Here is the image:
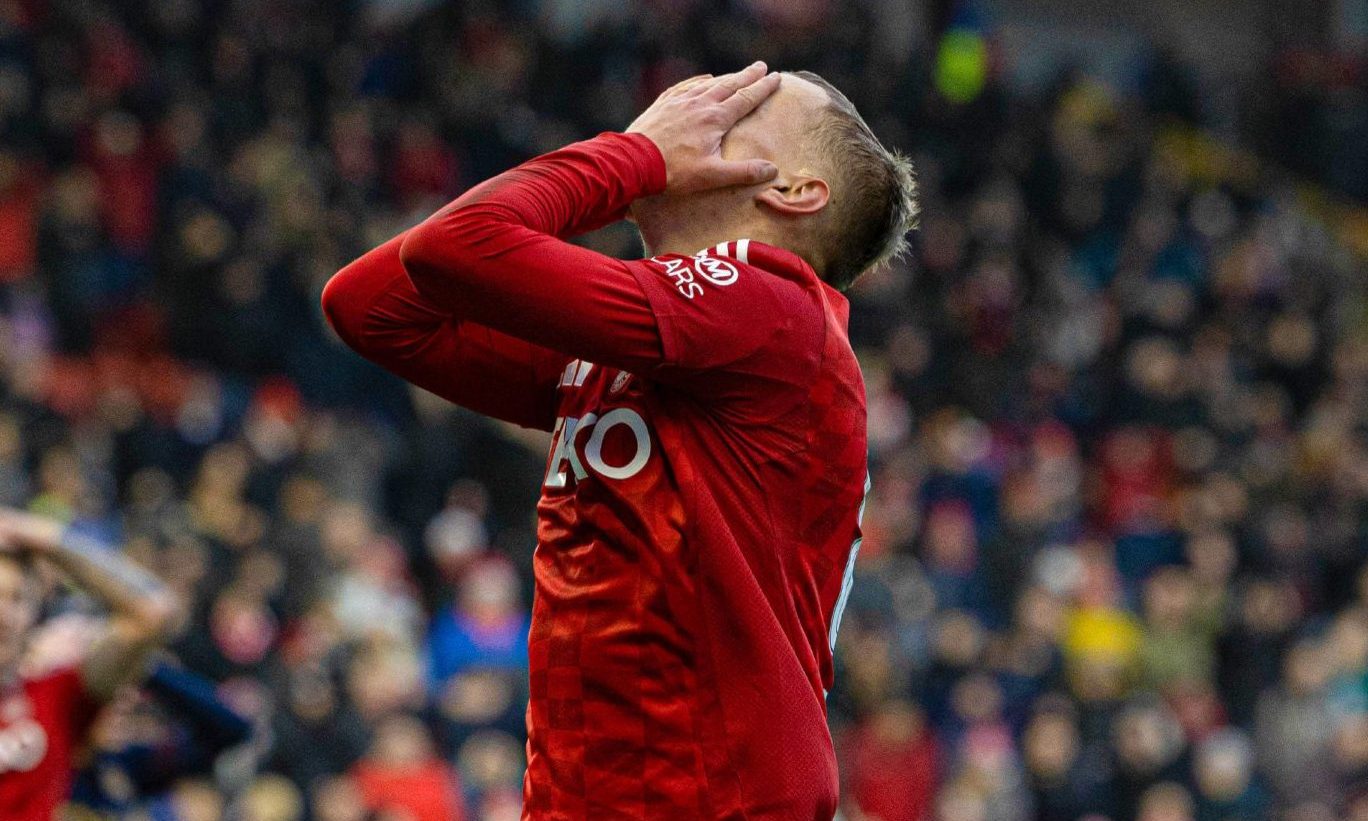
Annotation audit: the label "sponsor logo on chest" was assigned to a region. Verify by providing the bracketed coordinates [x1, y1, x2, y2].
[545, 360, 652, 488]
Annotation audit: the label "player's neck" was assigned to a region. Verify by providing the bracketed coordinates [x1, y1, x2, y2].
[636, 199, 763, 259]
[641, 225, 721, 257]
[643, 222, 760, 260]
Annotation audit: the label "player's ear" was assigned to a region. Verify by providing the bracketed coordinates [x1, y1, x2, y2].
[755, 174, 829, 216]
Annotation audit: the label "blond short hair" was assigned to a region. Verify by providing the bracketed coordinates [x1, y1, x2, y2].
[792, 71, 919, 290]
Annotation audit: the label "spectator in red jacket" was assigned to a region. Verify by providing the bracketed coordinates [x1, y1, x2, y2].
[350, 713, 467, 821]
[843, 699, 939, 821]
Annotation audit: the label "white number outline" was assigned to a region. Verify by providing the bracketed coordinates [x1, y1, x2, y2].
[828, 472, 871, 652]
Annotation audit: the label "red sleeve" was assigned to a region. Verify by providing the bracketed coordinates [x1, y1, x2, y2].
[38, 666, 103, 738]
[322, 233, 570, 431]
[397, 132, 669, 374]
[628, 250, 824, 408]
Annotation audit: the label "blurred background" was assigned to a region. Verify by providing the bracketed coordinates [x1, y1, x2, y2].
[0, 0, 1366, 819]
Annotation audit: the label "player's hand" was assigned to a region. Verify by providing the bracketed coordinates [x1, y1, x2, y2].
[0, 508, 63, 555]
[627, 61, 782, 195]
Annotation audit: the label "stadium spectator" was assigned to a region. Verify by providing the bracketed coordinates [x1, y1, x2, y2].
[0, 509, 180, 819]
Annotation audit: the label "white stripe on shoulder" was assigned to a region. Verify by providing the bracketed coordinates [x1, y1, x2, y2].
[714, 241, 729, 257]
[736, 238, 750, 265]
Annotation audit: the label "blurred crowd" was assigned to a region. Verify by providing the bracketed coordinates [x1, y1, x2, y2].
[0, 1, 1366, 820]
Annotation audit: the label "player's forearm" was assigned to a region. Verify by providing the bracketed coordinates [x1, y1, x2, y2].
[398, 132, 665, 304]
[393, 133, 666, 367]
[44, 529, 178, 637]
[410, 131, 664, 244]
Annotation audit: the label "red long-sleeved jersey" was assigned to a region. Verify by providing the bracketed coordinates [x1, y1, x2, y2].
[323, 132, 868, 820]
[0, 668, 101, 819]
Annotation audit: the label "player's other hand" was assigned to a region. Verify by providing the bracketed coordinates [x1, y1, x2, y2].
[627, 61, 781, 195]
[0, 508, 63, 555]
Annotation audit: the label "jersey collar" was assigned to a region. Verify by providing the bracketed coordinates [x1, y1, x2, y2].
[696, 239, 851, 327]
